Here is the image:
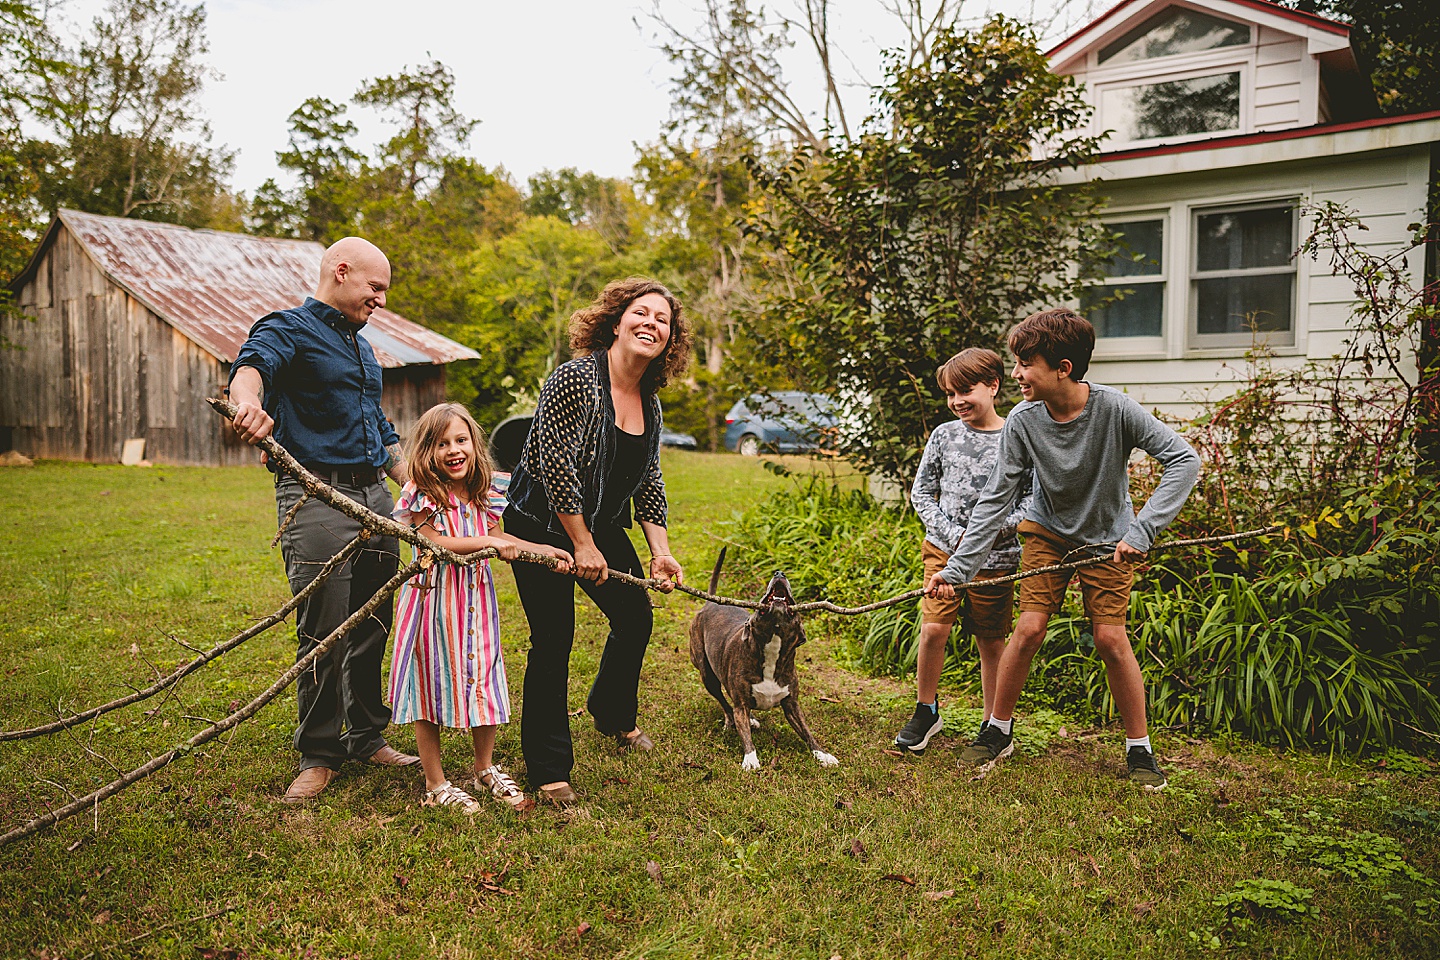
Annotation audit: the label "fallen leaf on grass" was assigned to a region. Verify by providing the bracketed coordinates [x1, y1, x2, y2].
[128, 644, 139, 655]
[881, 749, 905, 758]
[645, 861, 662, 883]
[568, 707, 585, 717]
[393, 873, 409, 889]
[91, 910, 110, 924]
[1134, 901, 1155, 918]
[468, 867, 515, 896]
[576, 921, 592, 936]
[923, 890, 955, 901]
[1212, 791, 1231, 808]
[846, 839, 866, 860]
[818, 695, 840, 703]
[603, 777, 630, 786]
[881, 873, 916, 886]
[834, 797, 852, 810]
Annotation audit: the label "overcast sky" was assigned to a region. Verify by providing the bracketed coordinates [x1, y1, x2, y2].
[58, 0, 1087, 194]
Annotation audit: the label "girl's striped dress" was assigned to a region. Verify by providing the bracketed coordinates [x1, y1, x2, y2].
[388, 481, 511, 727]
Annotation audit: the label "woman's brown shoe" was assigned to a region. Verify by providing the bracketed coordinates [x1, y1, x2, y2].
[615, 728, 654, 751]
[537, 782, 578, 807]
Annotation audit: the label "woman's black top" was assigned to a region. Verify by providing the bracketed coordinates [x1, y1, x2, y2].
[505, 349, 668, 533]
[597, 427, 647, 528]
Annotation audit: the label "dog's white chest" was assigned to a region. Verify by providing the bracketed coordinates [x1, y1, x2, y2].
[750, 636, 790, 710]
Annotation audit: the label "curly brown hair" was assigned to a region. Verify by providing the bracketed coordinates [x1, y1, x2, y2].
[568, 277, 692, 394]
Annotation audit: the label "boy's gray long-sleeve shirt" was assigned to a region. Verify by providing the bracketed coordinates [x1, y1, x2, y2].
[939, 382, 1202, 586]
[911, 420, 1031, 570]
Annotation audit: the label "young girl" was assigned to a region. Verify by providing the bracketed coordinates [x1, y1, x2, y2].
[390, 403, 573, 813]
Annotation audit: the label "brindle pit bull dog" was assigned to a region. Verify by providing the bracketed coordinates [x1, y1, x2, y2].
[689, 549, 839, 771]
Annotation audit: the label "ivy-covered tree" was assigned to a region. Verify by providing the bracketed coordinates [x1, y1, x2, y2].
[747, 17, 1110, 482]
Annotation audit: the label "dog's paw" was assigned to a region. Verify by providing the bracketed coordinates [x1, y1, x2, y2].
[740, 751, 760, 771]
[749, 717, 761, 729]
[812, 749, 839, 767]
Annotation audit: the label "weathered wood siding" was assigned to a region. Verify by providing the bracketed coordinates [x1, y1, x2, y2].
[1, 223, 450, 465]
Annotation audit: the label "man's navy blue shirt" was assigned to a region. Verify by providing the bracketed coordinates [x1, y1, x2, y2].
[230, 297, 400, 469]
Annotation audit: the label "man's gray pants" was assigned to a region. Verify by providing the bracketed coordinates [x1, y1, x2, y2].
[275, 476, 400, 771]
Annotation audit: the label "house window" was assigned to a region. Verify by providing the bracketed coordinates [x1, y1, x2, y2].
[1081, 219, 1165, 339]
[1101, 72, 1240, 142]
[1191, 203, 1297, 347]
[1098, 8, 1250, 64]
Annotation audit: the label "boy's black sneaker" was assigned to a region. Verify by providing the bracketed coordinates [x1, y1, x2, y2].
[959, 721, 1014, 773]
[894, 702, 943, 753]
[1126, 746, 1167, 791]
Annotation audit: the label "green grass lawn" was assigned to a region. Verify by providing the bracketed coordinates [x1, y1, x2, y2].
[0, 454, 1436, 959]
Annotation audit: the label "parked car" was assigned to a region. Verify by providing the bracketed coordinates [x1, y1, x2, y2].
[659, 427, 698, 449]
[723, 392, 837, 456]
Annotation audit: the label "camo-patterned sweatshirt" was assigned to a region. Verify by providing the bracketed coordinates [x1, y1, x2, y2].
[911, 419, 1031, 571]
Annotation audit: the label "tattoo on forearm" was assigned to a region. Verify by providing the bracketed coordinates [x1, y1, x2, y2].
[384, 442, 403, 471]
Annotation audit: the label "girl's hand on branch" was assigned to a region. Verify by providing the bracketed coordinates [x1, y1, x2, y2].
[926, 572, 957, 599]
[573, 542, 608, 583]
[544, 546, 574, 574]
[479, 537, 520, 561]
[650, 554, 683, 593]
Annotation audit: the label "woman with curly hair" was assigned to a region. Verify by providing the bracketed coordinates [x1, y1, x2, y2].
[503, 277, 691, 806]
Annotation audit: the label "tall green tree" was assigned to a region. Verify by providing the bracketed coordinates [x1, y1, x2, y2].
[525, 168, 645, 254]
[28, 0, 237, 226]
[0, 0, 51, 281]
[459, 215, 619, 425]
[748, 17, 1110, 482]
[1287, 1, 1440, 115]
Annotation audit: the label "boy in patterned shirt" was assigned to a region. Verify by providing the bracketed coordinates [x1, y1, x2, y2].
[895, 348, 1030, 753]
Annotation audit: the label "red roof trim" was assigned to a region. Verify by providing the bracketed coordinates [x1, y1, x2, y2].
[1046, 0, 1349, 59]
[1094, 109, 1440, 162]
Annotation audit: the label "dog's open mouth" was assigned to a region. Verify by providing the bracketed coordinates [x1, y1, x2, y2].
[761, 573, 794, 607]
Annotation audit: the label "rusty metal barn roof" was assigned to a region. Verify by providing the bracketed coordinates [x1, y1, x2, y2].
[11, 210, 480, 368]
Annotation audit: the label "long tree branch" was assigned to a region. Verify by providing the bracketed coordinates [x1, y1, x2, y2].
[0, 557, 422, 848]
[0, 535, 365, 742]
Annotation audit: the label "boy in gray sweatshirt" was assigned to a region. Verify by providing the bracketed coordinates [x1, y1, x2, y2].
[927, 308, 1201, 789]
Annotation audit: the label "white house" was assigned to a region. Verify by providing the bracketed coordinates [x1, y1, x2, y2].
[1047, 0, 1438, 413]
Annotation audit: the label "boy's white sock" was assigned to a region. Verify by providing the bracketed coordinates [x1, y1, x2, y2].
[1125, 735, 1152, 754]
[990, 716, 1013, 735]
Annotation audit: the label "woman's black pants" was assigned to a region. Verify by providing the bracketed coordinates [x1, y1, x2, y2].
[505, 509, 653, 786]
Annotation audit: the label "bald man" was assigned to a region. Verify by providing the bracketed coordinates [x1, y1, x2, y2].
[229, 237, 420, 802]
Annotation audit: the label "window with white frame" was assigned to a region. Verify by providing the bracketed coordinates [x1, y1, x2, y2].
[1101, 71, 1241, 142]
[1190, 202, 1297, 348]
[1081, 218, 1166, 340]
[1097, 8, 1250, 64]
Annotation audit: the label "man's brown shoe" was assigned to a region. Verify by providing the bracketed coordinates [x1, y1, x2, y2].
[283, 767, 338, 803]
[365, 745, 421, 767]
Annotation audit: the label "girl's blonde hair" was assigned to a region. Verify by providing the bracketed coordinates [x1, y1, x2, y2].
[405, 403, 494, 508]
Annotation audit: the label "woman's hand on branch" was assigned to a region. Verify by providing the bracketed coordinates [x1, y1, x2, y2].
[650, 554, 683, 593]
[573, 541, 608, 583]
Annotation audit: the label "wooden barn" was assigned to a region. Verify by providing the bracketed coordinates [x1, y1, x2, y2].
[1, 209, 480, 466]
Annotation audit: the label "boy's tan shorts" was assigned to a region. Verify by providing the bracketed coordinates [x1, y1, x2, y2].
[1016, 520, 1133, 626]
[920, 540, 1015, 637]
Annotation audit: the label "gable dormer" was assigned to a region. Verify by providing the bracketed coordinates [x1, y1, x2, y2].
[1049, 0, 1376, 152]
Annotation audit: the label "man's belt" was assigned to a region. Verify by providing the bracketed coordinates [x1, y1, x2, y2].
[304, 464, 383, 487]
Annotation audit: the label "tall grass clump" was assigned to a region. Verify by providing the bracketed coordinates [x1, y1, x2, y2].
[724, 472, 934, 675]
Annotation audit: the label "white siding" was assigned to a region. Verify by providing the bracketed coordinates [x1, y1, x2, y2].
[1086, 145, 1429, 418]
